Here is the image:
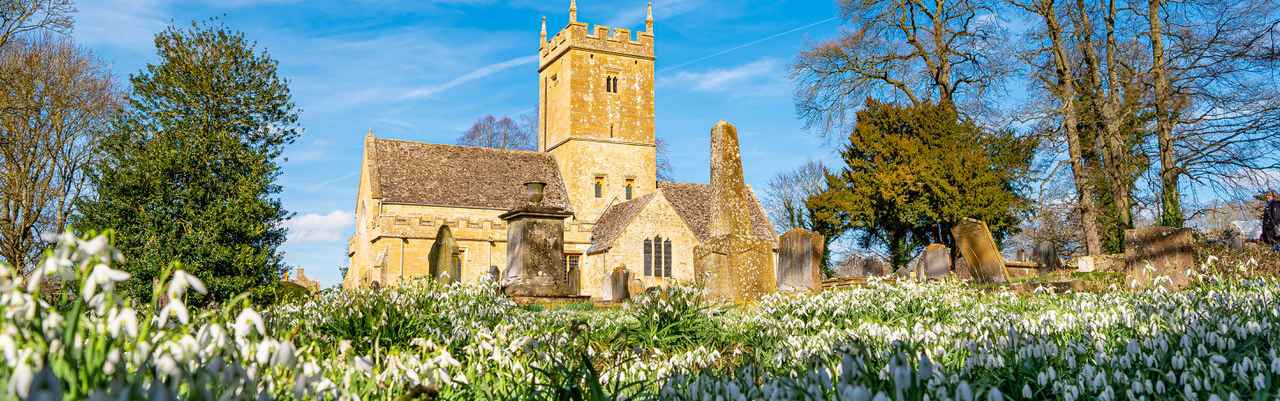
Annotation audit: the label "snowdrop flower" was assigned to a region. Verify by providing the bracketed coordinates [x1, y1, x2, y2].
[234, 308, 266, 339]
[157, 299, 190, 327]
[167, 270, 207, 300]
[7, 350, 34, 399]
[82, 263, 130, 304]
[107, 307, 139, 338]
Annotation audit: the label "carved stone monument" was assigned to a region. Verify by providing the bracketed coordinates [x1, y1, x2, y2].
[778, 228, 824, 291]
[951, 218, 1009, 283]
[1124, 227, 1195, 288]
[921, 244, 952, 280]
[501, 182, 576, 297]
[693, 121, 778, 302]
[428, 225, 461, 283]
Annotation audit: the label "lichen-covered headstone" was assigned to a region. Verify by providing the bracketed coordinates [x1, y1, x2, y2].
[693, 121, 778, 303]
[1124, 227, 1195, 288]
[778, 229, 824, 291]
[428, 225, 460, 283]
[922, 244, 952, 280]
[951, 219, 1009, 284]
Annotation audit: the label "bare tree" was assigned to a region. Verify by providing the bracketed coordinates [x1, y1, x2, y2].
[457, 114, 535, 151]
[792, 0, 1012, 136]
[764, 160, 828, 232]
[0, 35, 118, 270]
[1015, 0, 1105, 254]
[1143, 0, 1280, 226]
[0, 0, 74, 48]
[655, 137, 674, 183]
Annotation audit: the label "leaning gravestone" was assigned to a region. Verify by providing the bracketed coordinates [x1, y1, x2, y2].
[501, 182, 576, 297]
[693, 121, 777, 303]
[428, 225, 460, 283]
[777, 228, 824, 291]
[951, 219, 1010, 284]
[1124, 227, 1195, 288]
[921, 244, 952, 280]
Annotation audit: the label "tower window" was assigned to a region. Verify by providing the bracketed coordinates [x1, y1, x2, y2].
[594, 176, 605, 198]
[606, 76, 620, 93]
[625, 178, 635, 200]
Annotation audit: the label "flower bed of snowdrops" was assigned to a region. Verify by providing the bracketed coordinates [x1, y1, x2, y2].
[3, 232, 1280, 400]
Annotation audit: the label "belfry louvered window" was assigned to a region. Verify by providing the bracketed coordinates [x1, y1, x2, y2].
[643, 238, 653, 276]
[606, 76, 620, 93]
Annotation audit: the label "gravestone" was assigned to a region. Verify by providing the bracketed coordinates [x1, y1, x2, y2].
[428, 225, 461, 283]
[951, 219, 1009, 283]
[608, 266, 630, 301]
[953, 257, 972, 280]
[1034, 240, 1061, 274]
[501, 182, 576, 297]
[863, 258, 887, 277]
[693, 121, 778, 303]
[921, 244, 952, 280]
[777, 228, 824, 291]
[1124, 227, 1195, 288]
[487, 265, 500, 282]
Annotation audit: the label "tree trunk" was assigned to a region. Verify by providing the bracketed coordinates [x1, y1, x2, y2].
[1102, 0, 1132, 232]
[1148, 0, 1183, 227]
[1043, 0, 1104, 255]
[1077, 0, 1134, 243]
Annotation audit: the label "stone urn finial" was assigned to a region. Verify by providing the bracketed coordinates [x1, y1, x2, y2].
[524, 181, 546, 205]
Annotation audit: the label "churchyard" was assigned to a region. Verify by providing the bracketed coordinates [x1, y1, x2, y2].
[6, 229, 1280, 401]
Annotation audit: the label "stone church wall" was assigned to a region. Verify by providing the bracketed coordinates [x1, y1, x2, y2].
[585, 193, 699, 299]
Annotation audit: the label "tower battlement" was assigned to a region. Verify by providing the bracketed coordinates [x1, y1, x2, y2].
[539, 1, 654, 71]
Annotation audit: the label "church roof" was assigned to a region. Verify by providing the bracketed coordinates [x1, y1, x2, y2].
[586, 182, 776, 254]
[584, 192, 656, 254]
[659, 182, 776, 243]
[368, 138, 572, 211]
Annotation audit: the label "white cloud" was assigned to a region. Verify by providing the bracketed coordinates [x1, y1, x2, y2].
[399, 54, 539, 100]
[668, 58, 783, 92]
[285, 210, 353, 244]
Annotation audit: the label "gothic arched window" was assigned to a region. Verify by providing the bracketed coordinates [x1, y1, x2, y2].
[663, 239, 672, 277]
[643, 238, 653, 276]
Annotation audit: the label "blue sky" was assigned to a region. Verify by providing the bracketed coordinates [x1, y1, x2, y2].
[74, 0, 848, 286]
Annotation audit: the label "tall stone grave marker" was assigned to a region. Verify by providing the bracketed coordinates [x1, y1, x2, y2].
[601, 266, 630, 302]
[1124, 227, 1195, 288]
[778, 228, 824, 291]
[428, 225, 460, 283]
[921, 244, 952, 280]
[951, 218, 1010, 283]
[693, 121, 778, 302]
[501, 182, 575, 297]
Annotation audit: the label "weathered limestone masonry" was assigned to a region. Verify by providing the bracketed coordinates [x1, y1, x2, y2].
[539, 1, 657, 224]
[952, 219, 1010, 284]
[501, 182, 577, 298]
[1124, 227, 1195, 288]
[694, 121, 778, 302]
[428, 225, 460, 284]
[777, 228, 823, 291]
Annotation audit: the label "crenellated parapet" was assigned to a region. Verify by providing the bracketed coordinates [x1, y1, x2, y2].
[540, 21, 653, 71]
[366, 213, 595, 242]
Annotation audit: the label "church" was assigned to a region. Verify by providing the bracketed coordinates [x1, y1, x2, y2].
[343, 1, 777, 299]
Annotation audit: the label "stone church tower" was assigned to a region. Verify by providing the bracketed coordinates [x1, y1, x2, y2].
[538, 0, 657, 224]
